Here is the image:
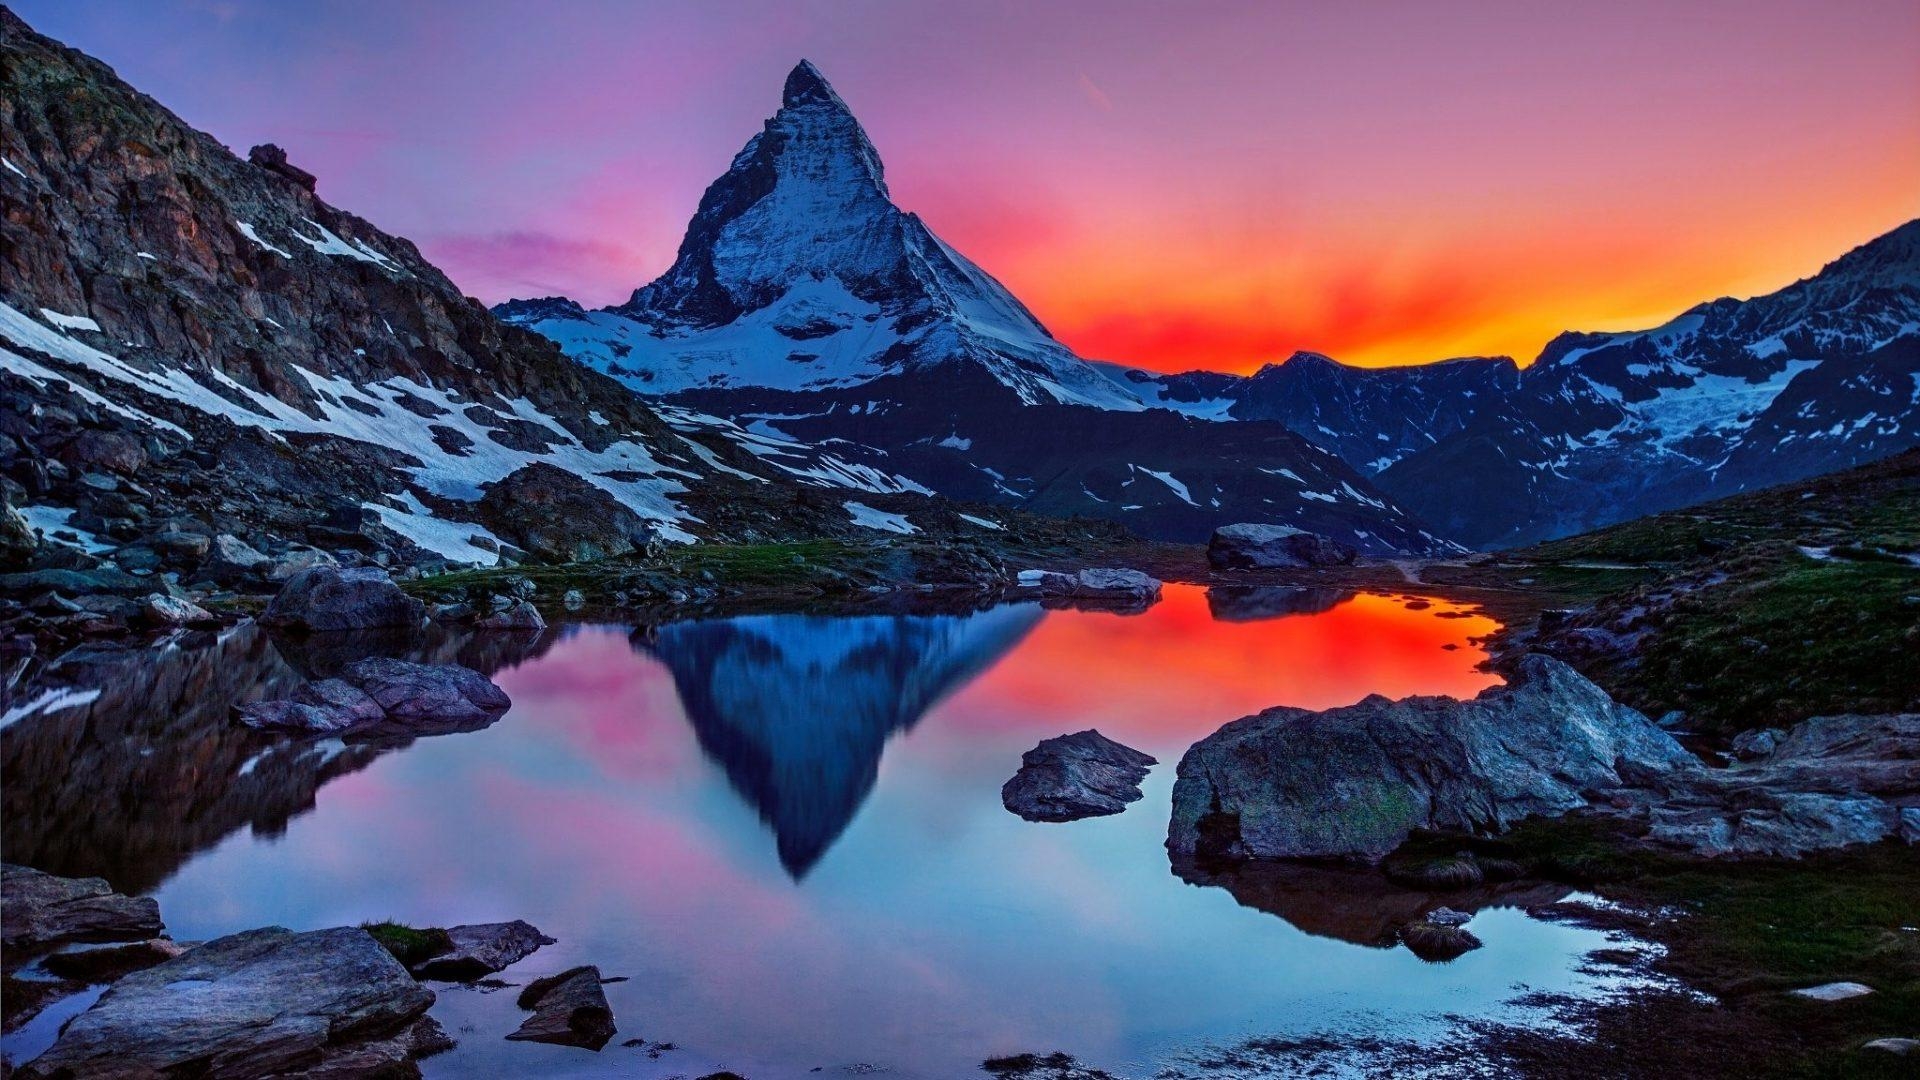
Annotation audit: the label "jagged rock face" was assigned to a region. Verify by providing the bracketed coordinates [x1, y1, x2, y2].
[0, 863, 163, 950]
[505, 61, 1454, 552]
[0, 12, 946, 577]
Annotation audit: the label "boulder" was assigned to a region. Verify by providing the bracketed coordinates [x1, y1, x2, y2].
[1207, 524, 1357, 569]
[476, 599, 545, 631]
[1401, 918, 1483, 962]
[1729, 727, 1785, 760]
[139, 592, 215, 627]
[262, 566, 425, 632]
[1070, 568, 1162, 603]
[1002, 730, 1158, 822]
[236, 661, 509, 739]
[410, 920, 555, 981]
[1167, 656, 1697, 861]
[18, 926, 438, 1080]
[261, 546, 338, 583]
[476, 463, 657, 563]
[198, 534, 270, 584]
[507, 964, 616, 1049]
[1206, 585, 1351, 622]
[1, 864, 163, 950]
[344, 658, 511, 732]
[2, 499, 36, 568]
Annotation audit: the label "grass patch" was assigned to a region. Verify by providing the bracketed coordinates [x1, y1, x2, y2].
[1605, 557, 1919, 732]
[361, 921, 452, 967]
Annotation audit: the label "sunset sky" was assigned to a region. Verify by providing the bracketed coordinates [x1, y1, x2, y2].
[21, 1, 1920, 372]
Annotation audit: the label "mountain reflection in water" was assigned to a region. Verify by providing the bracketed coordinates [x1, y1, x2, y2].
[1, 586, 1623, 1080]
[638, 606, 1042, 877]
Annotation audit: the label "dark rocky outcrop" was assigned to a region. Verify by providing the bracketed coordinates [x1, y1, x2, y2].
[19, 926, 445, 1079]
[508, 965, 616, 1049]
[236, 658, 510, 739]
[0, 864, 163, 950]
[410, 920, 554, 981]
[1167, 656, 1696, 862]
[1168, 658, 1919, 863]
[1207, 524, 1358, 569]
[475, 463, 659, 563]
[1002, 730, 1157, 822]
[262, 566, 425, 632]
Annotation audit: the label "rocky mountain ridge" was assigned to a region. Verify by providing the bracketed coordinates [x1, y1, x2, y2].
[501, 61, 1456, 553]
[0, 9, 1027, 604]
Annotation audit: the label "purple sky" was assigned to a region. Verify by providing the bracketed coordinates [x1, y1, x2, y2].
[16, 0, 1919, 370]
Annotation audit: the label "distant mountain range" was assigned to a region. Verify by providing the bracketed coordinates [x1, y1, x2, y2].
[505, 60, 1919, 551]
[498, 62, 1455, 553]
[1112, 221, 1920, 547]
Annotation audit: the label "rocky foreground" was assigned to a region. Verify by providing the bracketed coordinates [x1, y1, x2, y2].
[1, 863, 591, 1078]
[1168, 655, 1919, 863]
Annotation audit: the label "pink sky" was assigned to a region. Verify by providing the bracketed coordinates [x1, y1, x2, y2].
[19, 0, 1919, 371]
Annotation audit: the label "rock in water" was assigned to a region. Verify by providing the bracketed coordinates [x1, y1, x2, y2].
[1207, 524, 1358, 569]
[1002, 730, 1158, 822]
[19, 926, 439, 1079]
[1, 863, 163, 949]
[508, 965, 616, 1049]
[477, 599, 546, 631]
[1166, 655, 1695, 861]
[262, 566, 425, 632]
[411, 920, 555, 981]
[1071, 568, 1162, 603]
[236, 660, 510, 739]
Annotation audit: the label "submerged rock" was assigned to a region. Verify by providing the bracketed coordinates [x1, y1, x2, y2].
[1167, 655, 1695, 861]
[19, 926, 441, 1079]
[508, 964, 616, 1049]
[411, 920, 554, 981]
[1207, 523, 1357, 569]
[1, 863, 163, 950]
[1002, 730, 1157, 822]
[262, 566, 426, 632]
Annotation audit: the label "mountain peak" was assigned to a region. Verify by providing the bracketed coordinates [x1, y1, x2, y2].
[783, 59, 844, 109]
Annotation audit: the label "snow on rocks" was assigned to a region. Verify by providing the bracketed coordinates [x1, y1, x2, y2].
[844, 500, 918, 534]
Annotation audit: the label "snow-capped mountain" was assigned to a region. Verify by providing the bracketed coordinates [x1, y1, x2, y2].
[1376, 219, 1920, 547]
[0, 13, 983, 572]
[505, 61, 1453, 553]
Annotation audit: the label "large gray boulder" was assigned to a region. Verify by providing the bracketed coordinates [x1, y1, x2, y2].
[19, 926, 443, 1080]
[1167, 655, 1696, 861]
[476, 463, 657, 564]
[507, 964, 615, 1049]
[411, 919, 554, 981]
[1, 863, 163, 950]
[262, 566, 425, 632]
[236, 659, 510, 739]
[1002, 730, 1158, 822]
[1208, 523, 1357, 569]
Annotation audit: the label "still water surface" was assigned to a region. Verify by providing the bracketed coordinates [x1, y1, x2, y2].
[2, 585, 1631, 1077]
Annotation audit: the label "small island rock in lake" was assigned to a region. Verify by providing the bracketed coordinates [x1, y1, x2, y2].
[508, 964, 617, 1049]
[237, 657, 510, 739]
[19, 926, 450, 1079]
[411, 920, 556, 981]
[1002, 729, 1158, 822]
